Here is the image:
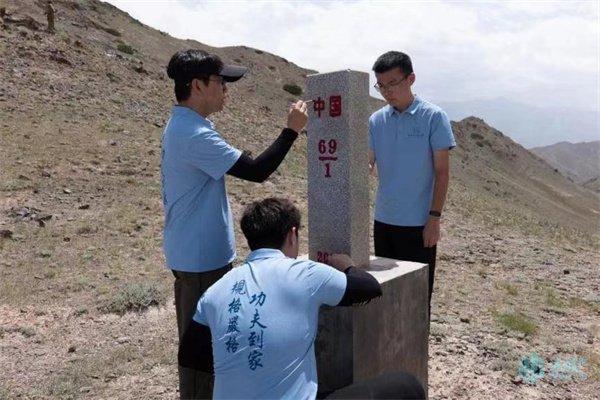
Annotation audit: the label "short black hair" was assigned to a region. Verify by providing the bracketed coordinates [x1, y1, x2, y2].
[372, 51, 413, 76]
[241, 198, 301, 251]
[166, 49, 223, 102]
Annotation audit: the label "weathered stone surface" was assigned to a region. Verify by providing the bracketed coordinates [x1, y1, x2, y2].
[315, 257, 429, 396]
[306, 70, 370, 268]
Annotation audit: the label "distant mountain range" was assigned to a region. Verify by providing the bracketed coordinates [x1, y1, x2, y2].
[530, 141, 600, 191]
[439, 97, 599, 148]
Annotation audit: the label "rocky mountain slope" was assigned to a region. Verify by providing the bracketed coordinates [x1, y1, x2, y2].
[583, 176, 600, 193]
[450, 119, 599, 237]
[1, 1, 598, 399]
[531, 141, 600, 187]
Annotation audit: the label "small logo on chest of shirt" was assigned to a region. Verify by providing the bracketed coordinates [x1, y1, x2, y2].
[406, 125, 425, 137]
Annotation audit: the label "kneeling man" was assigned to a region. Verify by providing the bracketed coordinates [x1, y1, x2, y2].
[179, 198, 425, 399]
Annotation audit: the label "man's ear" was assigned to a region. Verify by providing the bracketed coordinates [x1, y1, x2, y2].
[280, 227, 298, 257]
[286, 227, 297, 246]
[408, 72, 416, 86]
[192, 78, 207, 95]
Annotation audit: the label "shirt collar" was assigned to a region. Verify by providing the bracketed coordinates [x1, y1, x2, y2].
[387, 96, 421, 117]
[245, 248, 287, 262]
[172, 105, 214, 128]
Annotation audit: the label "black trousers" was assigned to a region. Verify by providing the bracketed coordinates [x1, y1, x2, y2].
[374, 220, 436, 315]
[321, 371, 425, 399]
[173, 264, 232, 400]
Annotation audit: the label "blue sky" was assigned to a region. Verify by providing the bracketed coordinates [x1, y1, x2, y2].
[105, 1, 599, 144]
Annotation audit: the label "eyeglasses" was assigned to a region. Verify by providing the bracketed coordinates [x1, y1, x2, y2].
[373, 75, 407, 93]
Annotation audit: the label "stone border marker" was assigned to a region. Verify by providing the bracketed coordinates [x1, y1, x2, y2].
[305, 70, 429, 398]
[307, 70, 370, 268]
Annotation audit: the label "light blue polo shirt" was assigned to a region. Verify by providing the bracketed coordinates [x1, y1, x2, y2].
[369, 96, 456, 226]
[193, 248, 347, 399]
[161, 106, 242, 272]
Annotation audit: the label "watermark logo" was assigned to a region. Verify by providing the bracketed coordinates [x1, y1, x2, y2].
[518, 353, 545, 384]
[517, 353, 588, 385]
[549, 356, 588, 382]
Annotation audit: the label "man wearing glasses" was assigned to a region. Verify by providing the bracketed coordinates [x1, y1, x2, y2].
[369, 51, 456, 317]
[162, 49, 308, 399]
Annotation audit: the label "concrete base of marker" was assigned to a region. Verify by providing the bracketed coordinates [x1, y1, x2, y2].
[312, 255, 429, 398]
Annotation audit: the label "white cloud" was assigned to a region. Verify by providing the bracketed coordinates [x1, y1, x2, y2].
[105, 0, 599, 112]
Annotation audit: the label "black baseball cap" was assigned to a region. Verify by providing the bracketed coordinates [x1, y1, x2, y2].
[167, 49, 248, 84]
[219, 63, 248, 82]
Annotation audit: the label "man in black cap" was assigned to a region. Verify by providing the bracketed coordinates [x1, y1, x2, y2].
[161, 49, 308, 399]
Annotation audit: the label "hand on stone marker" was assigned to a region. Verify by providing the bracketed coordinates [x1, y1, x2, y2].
[327, 253, 354, 272]
[287, 100, 308, 134]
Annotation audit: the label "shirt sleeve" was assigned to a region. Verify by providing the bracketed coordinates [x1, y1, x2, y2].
[184, 128, 242, 180]
[192, 295, 209, 326]
[429, 110, 456, 151]
[303, 261, 348, 307]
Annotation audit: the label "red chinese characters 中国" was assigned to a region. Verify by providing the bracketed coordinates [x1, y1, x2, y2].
[313, 97, 325, 118]
[329, 95, 341, 117]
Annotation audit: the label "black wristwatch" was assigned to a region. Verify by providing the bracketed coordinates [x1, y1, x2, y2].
[429, 210, 441, 218]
